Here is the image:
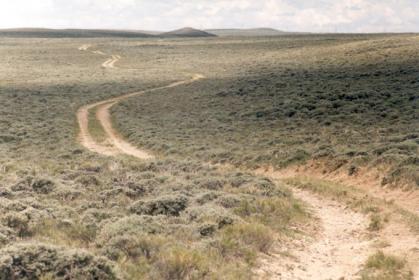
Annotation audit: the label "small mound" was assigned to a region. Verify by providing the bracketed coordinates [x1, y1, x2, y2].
[206, 28, 287, 37]
[161, 27, 216, 38]
[0, 243, 119, 279]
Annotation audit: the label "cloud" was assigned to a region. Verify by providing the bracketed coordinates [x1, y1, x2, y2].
[0, 0, 418, 32]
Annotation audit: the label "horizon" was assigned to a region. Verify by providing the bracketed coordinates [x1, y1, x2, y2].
[1, 1, 418, 33]
[1, 26, 417, 35]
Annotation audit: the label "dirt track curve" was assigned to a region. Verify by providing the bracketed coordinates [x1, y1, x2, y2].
[76, 44, 203, 159]
[257, 188, 372, 279]
[76, 45, 418, 279]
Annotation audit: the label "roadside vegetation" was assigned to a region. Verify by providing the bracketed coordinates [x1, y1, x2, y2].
[113, 34, 419, 189]
[361, 251, 413, 280]
[0, 37, 309, 278]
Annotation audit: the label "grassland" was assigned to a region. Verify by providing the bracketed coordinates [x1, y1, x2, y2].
[0, 34, 418, 279]
[0, 37, 310, 279]
[112, 34, 418, 189]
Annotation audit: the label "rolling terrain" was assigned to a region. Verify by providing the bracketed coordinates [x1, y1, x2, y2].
[0, 27, 216, 38]
[0, 28, 155, 38]
[160, 27, 216, 38]
[206, 28, 287, 36]
[0, 33, 418, 279]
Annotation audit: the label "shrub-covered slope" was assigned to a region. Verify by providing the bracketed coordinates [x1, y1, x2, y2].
[112, 35, 419, 188]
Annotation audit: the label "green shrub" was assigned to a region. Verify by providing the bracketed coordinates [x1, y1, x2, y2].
[0, 243, 119, 280]
[129, 195, 188, 216]
[2, 213, 30, 237]
[10, 177, 55, 194]
[97, 216, 164, 247]
[361, 251, 413, 280]
[31, 179, 55, 194]
[368, 214, 383, 231]
[0, 226, 14, 246]
[103, 234, 168, 261]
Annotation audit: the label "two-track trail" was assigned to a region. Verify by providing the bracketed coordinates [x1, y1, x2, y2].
[75, 44, 418, 279]
[76, 44, 203, 159]
[102, 55, 121, 68]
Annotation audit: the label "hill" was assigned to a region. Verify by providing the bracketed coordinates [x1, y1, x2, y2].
[0, 28, 154, 38]
[206, 28, 287, 37]
[160, 27, 216, 38]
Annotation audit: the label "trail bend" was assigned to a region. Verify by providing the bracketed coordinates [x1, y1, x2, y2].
[76, 44, 203, 159]
[76, 44, 418, 279]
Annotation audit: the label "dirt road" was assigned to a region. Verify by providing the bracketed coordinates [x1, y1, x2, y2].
[257, 188, 372, 279]
[76, 45, 203, 158]
[102, 55, 121, 68]
[76, 44, 418, 279]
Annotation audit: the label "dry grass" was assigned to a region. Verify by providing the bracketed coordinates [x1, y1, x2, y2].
[361, 251, 413, 280]
[0, 34, 417, 278]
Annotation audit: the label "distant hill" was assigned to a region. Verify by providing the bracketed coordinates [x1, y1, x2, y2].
[160, 27, 216, 38]
[0, 27, 297, 38]
[0, 28, 154, 38]
[206, 28, 287, 37]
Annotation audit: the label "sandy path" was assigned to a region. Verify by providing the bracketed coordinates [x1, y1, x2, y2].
[77, 103, 120, 156]
[92, 50, 107, 55]
[78, 44, 92, 51]
[96, 101, 154, 159]
[255, 168, 419, 278]
[277, 163, 419, 216]
[102, 55, 121, 68]
[89, 74, 203, 159]
[257, 188, 373, 279]
[76, 44, 203, 158]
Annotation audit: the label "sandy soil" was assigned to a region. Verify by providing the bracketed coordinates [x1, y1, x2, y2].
[257, 188, 373, 279]
[257, 168, 419, 279]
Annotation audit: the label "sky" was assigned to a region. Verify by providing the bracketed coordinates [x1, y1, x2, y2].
[0, 0, 418, 33]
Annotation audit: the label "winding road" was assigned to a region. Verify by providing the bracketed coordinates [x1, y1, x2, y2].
[76, 44, 203, 159]
[76, 44, 418, 280]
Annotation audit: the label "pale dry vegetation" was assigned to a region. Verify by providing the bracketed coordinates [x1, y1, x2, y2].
[113, 34, 418, 189]
[0, 34, 417, 279]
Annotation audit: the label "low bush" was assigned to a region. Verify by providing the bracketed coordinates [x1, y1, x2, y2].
[97, 215, 164, 246]
[129, 195, 188, 216]
[234, 197, 306, 231]
[102, 234, 168, 261]
[10, 177, 55, 194]
[368, 214, 383, 231]
[2, 213, 30, 237]
[0, 243, 119, 280]
[215, 222, 275, 264]
[31, 179, 55, 194]
[153, 246, 211, 280]
[32, 219, 97, 247]
[361, 251, 413, 280]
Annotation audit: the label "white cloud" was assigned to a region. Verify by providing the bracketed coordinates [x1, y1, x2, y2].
[0, 0, 418, 32]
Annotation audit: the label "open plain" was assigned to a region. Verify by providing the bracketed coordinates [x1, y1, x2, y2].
[0, 33, 418, 279]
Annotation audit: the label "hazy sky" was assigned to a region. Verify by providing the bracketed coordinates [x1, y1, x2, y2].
[1, 0, 418, 32]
